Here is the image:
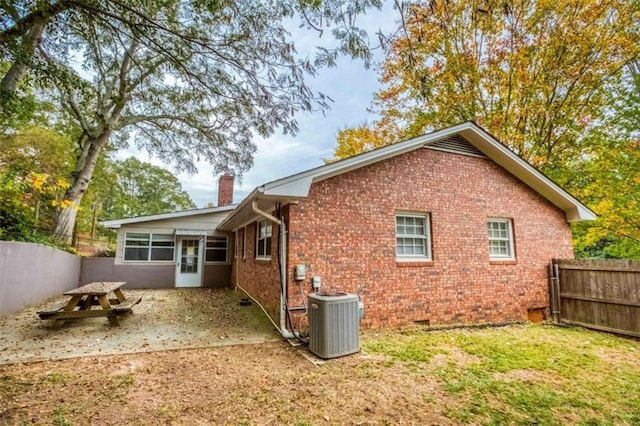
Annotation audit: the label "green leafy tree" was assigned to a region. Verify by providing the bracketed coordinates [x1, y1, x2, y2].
[0, 126, 75, 234]
[332, 0, 640, 258]
[100, 157, 196, 219]
[2, 1, 382, 244]
[0, 170, 72, 242]
[569, 64, 640, 258]
[334, 0, 638, 169]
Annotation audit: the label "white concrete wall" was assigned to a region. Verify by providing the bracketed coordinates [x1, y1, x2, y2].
[0, 241, 80, 317]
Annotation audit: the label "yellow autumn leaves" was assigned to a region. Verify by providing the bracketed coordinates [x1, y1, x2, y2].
[26, 172, 77, 210]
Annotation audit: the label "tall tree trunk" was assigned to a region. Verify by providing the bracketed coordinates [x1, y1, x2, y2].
[52, 131, 111, 244]
[0, 20, 47, 111]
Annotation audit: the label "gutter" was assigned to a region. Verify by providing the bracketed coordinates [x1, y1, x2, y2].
[251, 201, 294, 339]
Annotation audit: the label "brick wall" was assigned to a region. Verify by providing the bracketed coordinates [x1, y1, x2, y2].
[286, 148, 574, 329]
[232, 221, 282, 323]
[218, 174, 234, 206]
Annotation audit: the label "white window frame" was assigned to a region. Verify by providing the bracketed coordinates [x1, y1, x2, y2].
[395, 213, 432, 261]
[256, 220, 272, 260]
[488, 218, 515, 260]
[123, 232, 175, 262]
[205, 235, 228, 264]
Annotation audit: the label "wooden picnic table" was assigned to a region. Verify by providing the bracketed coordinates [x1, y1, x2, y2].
[37, 281, 141, 329]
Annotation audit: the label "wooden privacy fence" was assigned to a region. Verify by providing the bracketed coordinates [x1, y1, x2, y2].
[550, 259, 640, 338]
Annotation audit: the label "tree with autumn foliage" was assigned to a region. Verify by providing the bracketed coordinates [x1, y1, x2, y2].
[567, 64, 640, 258]
[0, 126, 75, 240]
[2, 0, 382, 244]
[334, 0, 640, 258]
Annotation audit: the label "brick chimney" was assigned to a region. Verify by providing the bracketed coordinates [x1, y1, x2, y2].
[217, 174, 234, 206]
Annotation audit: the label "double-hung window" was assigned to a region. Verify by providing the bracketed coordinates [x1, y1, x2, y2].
[124, 233, 175, 261]
[396, 214, 431, 260]
[488, 219, 515, 259]
[206, 236, 228, 263]
[256, 220, 272, 259]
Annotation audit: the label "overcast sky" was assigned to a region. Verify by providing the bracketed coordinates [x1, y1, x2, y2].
[120, 3, 399, 208]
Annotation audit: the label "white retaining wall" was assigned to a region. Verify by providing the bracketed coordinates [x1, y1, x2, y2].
[0, 241, 80, 317]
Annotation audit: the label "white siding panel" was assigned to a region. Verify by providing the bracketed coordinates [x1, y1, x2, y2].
[112, 210, 232, 265]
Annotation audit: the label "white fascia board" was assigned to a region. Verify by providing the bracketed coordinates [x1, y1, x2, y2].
[100, 204, 237, 228]
[261, 176, 313, 197]
[218, 121, 595, 229]
[262, 122, 472, 193]
[216, 188, 260, 231]
[459, 127, 596, 221]
[218, 124, 471, 232]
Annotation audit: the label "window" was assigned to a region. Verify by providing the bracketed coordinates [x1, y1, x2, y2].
[396, 214, 431, 260]
[256, 220, 272, 259]
[124, 233, 175, 261]
[488, 219, 515, 259]
[206, 236, 228, 263]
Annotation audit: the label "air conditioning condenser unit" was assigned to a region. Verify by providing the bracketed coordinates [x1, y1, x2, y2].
[308, 292, 359, 359]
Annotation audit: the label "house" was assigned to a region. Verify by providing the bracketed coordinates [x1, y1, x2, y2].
[216, 122, 595, 337]
[98, 175, 236, 288]
[99, 122, 595, 337]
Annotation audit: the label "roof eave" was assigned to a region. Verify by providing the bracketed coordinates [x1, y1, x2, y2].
[100, 204, 238, 228]
[261, 122, 474, 194]
[459, 127, 596, 222]
[217, 121, 596, 230]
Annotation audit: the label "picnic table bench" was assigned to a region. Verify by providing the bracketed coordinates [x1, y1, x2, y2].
[37, 281, 141, 329]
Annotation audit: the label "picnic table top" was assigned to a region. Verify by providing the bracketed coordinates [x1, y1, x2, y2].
[63, 281, 126, 296]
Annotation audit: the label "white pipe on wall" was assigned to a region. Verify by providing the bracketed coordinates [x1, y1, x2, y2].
[251, 201, 294, 339]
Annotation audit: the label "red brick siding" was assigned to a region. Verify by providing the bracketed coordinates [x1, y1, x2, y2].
[217, 174, 234, 206]
[232, 221, 282, 323]
[286, 148, 574, 329]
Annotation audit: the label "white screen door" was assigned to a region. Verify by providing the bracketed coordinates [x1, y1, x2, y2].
[175, 237, 203, 287]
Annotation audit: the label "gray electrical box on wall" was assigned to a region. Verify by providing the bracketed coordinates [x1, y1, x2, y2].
[294, 264, 306, 280]
[308, 292, 359, 359]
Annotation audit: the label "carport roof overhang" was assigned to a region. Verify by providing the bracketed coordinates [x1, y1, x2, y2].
[101, 204, 237, 228]
[217, 122, 596, 232]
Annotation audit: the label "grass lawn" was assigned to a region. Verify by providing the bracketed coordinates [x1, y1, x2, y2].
[1, 323, 639, 425]
[364, 324, 640, 425]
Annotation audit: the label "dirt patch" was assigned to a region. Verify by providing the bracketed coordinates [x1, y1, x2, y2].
[0, 342, 455, 425]
[0, 288, 279, 365]
[429, 346, 482, 369]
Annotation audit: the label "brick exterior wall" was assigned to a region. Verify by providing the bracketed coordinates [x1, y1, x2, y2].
[218, 174, 234, 206]
[232, 221, 282, 323]
[284, 148, 574, 329]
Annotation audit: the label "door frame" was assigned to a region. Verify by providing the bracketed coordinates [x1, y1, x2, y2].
[175, 236, 204, 287]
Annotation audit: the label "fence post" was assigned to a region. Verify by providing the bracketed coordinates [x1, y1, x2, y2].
[549, 260, 561, 323]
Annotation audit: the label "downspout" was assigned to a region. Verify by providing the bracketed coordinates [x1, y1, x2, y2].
[251, 201, 295, 339]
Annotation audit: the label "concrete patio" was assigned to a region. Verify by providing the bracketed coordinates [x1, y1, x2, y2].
[0, 288, 280, 365]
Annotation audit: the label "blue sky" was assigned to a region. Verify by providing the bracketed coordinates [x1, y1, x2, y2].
[176, 4, 400, 207]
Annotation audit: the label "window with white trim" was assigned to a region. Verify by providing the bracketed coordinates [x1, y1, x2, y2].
[488, 219, 515, 259]
[206, 236, 227, 263]
[256, 220, 272, 259]
[396, 214, 431, 260]
[124, 233, 175, 261]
